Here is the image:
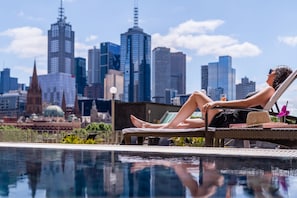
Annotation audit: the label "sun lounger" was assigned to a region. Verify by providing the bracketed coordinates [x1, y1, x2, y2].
[121, 69, 297, 147]
[122, 127, 215, 145]
[213, 127, 297, 148]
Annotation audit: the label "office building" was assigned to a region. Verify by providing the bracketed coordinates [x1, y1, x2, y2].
[88, 46, 100, 85]
[0, 68, 18, 94]
[48, 1, 75, 75]
[0, 91, 27, 119]
[152, 47, 186, 104]
[84, 83, 103, 99]
[236, 76, 256, 99]
[100, 42, 121, 84]
[202, 55, 236, 101]
[120, 5, 151, 102]
[74, 57, 87, 96]
[38, 73, 76, 107]
[104, 69, 124, 100]
[171, 52, 186, 94]
[201, 65, 208, 92]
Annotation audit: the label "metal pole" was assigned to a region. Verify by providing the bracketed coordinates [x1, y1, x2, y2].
[112, 94, 115, 144]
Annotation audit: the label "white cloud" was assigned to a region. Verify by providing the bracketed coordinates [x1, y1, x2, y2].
[0, 26, 47, 58]
[152, 19, 262, 58]
[169, 19, 224, 35]
[85, 35, 98, 42]
[278, 36, 297, 47]
[75, 42, 93, 58]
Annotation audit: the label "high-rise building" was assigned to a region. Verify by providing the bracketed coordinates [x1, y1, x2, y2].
[100, 42, 121, 84]
[0, 68, 18, 94]
[0, 91, 26, 119]
[88, 46, 100, 85]
[120, 4, 151, 102]
[152, 47, 186, 104]
[104, 69, 124, 100]
[26, 62, 42, 115]
[74, 57, 87, 96]
[152, 47, 171, 103]
[38, 73, 76, 107]
[202, 55, 236, 101]
[48, 1, 75, 75]
[201, 65, 208, 92]
[236, 77, 256, 99]
[170, 52, 186, 94]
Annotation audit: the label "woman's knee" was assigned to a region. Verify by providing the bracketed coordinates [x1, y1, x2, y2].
[191, 91, 204, 100]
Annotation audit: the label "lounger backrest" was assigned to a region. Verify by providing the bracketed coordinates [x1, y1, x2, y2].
[263, 69, 297, 111]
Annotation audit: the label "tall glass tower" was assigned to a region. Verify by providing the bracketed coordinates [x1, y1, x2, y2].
[74, 57, 87, 96]
[100, 42, 120, 85]
[120, 5, 151, 102]
[205, 55, 236, 100]
[48, 0, 75, 75]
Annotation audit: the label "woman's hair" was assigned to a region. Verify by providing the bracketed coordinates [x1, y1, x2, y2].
[273, 65, 293, 90]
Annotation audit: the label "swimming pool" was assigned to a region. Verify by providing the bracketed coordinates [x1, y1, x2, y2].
[0, 143, 296, 198]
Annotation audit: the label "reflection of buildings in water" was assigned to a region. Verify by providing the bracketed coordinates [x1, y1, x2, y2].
[39, 150, 75, 197]
[0, 148, 27, 196]
[103, 165, 124, 196]
[26, 149, 42, 198]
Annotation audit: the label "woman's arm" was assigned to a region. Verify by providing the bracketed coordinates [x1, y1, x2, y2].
[204, 86, 275, 110]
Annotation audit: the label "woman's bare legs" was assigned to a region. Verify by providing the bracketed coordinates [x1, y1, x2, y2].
[130, 91, 221, 129]
[130, 115, 166, 128]
[165, 91, 221, 128]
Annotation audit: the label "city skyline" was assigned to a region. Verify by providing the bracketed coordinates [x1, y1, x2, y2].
[1, 0, 297, 94]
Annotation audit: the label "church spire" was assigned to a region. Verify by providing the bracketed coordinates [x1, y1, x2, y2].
[73, 94, 80, 118]
[61, 91, 66, 115]
[31, 60, 39, 90]
[26, 61, 42, 116]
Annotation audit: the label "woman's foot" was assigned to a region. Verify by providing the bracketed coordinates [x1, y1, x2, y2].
[130, 115, 150, 128]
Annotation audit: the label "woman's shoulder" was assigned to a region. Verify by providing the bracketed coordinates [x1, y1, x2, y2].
[246, 86, 274, 98]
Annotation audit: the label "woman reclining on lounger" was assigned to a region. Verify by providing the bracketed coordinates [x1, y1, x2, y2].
[131, 66, 292, 129]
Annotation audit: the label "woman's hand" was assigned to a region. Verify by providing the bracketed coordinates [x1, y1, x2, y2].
[203, 101, 219, 112]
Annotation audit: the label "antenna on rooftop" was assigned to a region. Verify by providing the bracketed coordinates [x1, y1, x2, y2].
[58, 0, 66, 21]
[133, 0, 139, 28]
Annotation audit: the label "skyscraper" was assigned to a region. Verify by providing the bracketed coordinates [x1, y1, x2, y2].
[120, 5, 151, 102]
[38, 73, 76, 107]
[100, 42, 120, 84]
[74, 57, 87, 96]
[152, 47, 171, 103]
[48, 0, 75, 75]
[201, 65, 208, 92]
[236, 77, 255, 99]
[202, 55, 236, 101]
[0, 68, 18, 94]
[170, 52, 186, 94]
[88, 46, 100, 85]
[152, 47, 186, 104]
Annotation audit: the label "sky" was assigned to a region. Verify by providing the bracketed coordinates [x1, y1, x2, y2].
[1, 0, 297, 95]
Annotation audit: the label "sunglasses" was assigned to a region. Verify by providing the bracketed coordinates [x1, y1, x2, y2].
[268, 69, 274, 75]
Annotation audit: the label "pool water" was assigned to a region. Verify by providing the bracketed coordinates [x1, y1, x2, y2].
[0, 144, 296, 198]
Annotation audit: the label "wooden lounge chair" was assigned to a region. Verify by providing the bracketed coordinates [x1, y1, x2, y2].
[122, 127, 215, 145]
[122, 69, 297, 147]
[207, 69, 297, 148]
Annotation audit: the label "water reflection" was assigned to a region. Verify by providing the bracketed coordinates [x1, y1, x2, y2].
[130, 159, 224, 197]
[0, 147, 296, 198]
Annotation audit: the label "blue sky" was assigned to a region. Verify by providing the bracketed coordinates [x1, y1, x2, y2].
[1, 0, 297, 94]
